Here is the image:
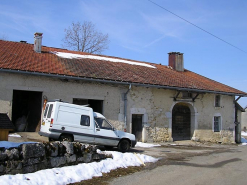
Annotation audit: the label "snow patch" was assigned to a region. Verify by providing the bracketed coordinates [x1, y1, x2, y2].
[8, 133, 21, 138]
[54, 52, 156, 69]
[135, 142, 161, 148]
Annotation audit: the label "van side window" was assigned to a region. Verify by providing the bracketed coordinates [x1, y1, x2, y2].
[47, 104, 53, 118]
[44, 104, 49, 118]
[95, 118, 113, 130]
[80, 115, 90, 126]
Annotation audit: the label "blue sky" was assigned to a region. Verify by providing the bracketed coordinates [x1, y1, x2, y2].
[0, 0, 247, 107]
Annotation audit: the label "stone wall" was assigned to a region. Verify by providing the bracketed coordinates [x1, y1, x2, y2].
[0, 142, 110, 175]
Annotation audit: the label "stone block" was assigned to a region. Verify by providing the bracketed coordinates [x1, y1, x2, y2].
[49, 156, 66, 168]
[49, 142, 59, 157]
[83, 153, 92, 163]
[22, 143, 45, 159]
[22, 163, 46, 174]
[23, 158, 43, 166]
[66, 154, 76, 163]
[62, 141, 74, 155]
[0, 164, 5, 173]
[0, 151, 7, 161]
[5, 148, 19, 160]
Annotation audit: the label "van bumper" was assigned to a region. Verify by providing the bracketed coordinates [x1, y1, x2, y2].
[38, 131, 60, 140]
[131, 140, 137, 147]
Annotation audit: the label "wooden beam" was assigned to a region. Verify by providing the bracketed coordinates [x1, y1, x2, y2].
[174, 91, 181, 101]
[192, 93, 200, 102]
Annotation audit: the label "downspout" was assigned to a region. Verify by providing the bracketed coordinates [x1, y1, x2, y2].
[235, 96, 242, 143]
[124, 84, 132, 132]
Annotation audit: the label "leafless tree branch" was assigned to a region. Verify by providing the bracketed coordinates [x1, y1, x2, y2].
[62, 21, 109, 54]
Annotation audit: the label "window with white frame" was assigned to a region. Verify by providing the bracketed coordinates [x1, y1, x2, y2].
[214, 116, 221, 132]
[215, 95, 220, 107]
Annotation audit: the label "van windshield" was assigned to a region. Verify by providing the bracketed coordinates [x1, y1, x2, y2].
[95, 118, 113, 130]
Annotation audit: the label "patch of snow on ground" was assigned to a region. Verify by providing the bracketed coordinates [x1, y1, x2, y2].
[135, 142, 161, 148]
[241, 131, 247, 137]
[240, 132, 247, 146]
[54, 52, 156, 69]
[0, 142, 158, 185]
[8, 133, 21, 138]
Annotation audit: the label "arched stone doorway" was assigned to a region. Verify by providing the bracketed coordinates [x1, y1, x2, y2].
[172, 103, 191, 141]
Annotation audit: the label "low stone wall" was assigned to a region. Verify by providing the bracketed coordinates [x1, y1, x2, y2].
[0, 142, 111, 175]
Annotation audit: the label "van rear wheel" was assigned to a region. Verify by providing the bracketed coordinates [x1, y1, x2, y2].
[118, 140, 130, 153]
[59, 134, 73, 142]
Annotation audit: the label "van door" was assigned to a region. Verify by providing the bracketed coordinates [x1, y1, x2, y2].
[94, 118, 119, 146]
[40, 103, 54, 133]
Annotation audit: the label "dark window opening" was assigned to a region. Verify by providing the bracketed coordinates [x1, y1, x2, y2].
[182, 92, 192, 98]
[12, 90, 42, 132]
[215, 95, 220, 107]
[73, 98, 103, 114]
[172, 103, 191, 141]
[132, 114, 143, 142]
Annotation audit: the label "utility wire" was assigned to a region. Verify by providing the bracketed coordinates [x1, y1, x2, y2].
[147, 0, 247, 53]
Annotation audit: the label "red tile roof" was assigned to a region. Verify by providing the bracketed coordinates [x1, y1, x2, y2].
[0, 40, 246, 96]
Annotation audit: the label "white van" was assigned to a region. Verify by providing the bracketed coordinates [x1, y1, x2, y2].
[39, 100, 136, 152]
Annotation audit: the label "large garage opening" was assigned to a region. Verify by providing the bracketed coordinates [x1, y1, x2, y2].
[172, 103, 191, 141]
[132, 114, 143, 142]
[73, 98, 103, 114]
[12, 90, 42, 132]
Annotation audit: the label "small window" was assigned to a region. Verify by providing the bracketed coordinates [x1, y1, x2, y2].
[214, 116, 221, 132]
[182, 92, 192, 98]
[215, 95, 220, 107]
[80, 115, 90, 126]
[44, 104, 49, 118]
[47, 104, 53, 118]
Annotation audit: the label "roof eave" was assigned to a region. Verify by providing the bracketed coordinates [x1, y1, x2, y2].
[1, 69, 247, 97]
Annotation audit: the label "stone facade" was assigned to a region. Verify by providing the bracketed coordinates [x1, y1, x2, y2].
[241, 108, 247, 131]
[0, 72, 239, 144]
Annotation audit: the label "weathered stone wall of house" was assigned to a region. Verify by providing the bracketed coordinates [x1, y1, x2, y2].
[0, 72, 125, 130]
[127, 87, 174, 142]
[127, 86, 236, 143]
[241, 108, 247, 131]
[0, 72, 237, 143]
[0, 142, 109, 175]
[194, 94, 235, 143]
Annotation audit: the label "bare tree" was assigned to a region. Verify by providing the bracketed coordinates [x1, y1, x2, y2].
[62, 21, 109, 54]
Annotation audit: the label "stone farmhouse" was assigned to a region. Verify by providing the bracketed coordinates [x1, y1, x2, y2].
[0, 33, 246, 144]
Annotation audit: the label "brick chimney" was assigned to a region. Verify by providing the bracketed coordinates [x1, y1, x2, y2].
[168, 52, 184, 71]
[34, 32, 43, 53]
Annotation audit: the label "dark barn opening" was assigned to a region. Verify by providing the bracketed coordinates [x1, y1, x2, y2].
[172, 103, 191, 141]
[12, 90, 42, 132]
[132, 114, 143, 142]
[73, 98, 103, 114]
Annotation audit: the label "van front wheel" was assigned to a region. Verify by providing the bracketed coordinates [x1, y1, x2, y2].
[118, 140, 130, 153]
[59, 134, 73, 142]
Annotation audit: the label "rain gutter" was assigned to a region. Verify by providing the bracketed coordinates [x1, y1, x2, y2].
[1, 69, 247, 97]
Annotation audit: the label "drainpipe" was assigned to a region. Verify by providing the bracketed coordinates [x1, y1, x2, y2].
[124, 84, 132, 132]
[234, 96, 242, 143]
